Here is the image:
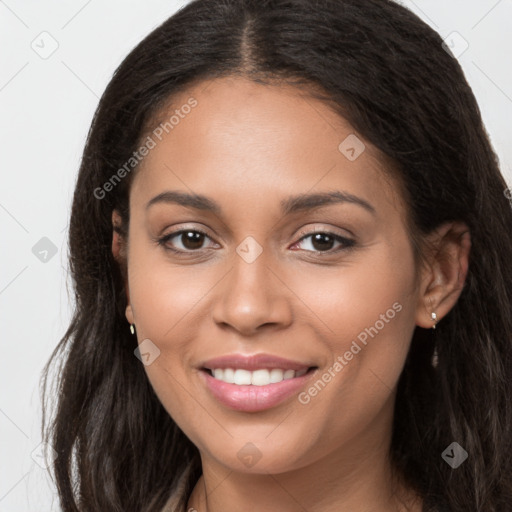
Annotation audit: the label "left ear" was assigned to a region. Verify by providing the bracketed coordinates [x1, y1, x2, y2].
[414, 221, 471, 329]
[111, 209, 130, 305]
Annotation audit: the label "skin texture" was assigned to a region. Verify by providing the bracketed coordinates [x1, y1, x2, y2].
[112, 76, 471, 512]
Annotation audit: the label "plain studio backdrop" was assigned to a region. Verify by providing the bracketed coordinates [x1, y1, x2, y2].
[0, 1, 511, 510]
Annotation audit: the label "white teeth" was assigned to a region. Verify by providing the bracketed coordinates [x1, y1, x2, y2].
[209, 368, 309, 385]
[251, 369, 270, 386]
[269, 368, 285, 383]
[223, 368, 235, 383]
[233, 369, 252, 385]
[283, 369, 295, 380]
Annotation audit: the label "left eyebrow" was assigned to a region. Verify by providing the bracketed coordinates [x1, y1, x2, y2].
[280, 191, 376, 216]
[145, 190, 376, 216]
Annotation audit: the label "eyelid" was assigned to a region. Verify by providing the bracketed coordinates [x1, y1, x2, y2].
[294, 224, 354, 240]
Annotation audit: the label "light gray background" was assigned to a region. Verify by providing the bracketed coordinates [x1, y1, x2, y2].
[1, 1, 511, 510]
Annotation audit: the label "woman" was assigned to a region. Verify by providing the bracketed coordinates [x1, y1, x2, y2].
[41, 0, 512, 510]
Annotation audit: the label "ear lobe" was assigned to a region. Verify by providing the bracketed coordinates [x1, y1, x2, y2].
[414, 221, 471, 329]
[126, 303, 134, 325]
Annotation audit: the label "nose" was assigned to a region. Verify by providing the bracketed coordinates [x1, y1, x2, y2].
[211, 248, 293, 336]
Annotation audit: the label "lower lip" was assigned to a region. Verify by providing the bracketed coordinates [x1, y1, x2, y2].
[199, 369, 316, 412]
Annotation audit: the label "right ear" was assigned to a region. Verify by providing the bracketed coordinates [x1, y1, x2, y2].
[111, 209, 125, 262]
[125, 303, 134, 325]
[111, 210, 132, 322]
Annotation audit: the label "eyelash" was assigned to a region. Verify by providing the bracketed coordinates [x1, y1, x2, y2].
[156, 227, 356, 257]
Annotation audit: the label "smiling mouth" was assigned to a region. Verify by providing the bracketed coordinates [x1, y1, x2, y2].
[201, 366, 317, 386]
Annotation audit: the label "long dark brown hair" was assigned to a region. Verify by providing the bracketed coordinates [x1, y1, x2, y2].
[41, 0, 512, 510]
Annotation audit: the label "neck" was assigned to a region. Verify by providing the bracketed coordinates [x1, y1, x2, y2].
[186, 409, 422, 512]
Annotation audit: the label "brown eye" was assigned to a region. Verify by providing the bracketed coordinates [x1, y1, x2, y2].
[291, 231, 356, 253]
[310, 233, 336, 251]
[178, 231, 206, 250]
[158, 228, 217, 253]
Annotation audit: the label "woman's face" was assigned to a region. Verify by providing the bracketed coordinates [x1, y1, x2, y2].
[120, 76, 426, 475]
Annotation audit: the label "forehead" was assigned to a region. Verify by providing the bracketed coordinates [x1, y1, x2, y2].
[131, 76, 406, 223]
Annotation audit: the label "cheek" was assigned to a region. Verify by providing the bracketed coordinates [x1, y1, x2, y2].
[126, 244, 219, 429]
[287, 241, 417, 408]
[288, 240, 416, 350]
[127, 242, 213, 339]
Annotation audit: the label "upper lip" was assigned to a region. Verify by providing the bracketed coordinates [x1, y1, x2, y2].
[200, 353, 314, 372]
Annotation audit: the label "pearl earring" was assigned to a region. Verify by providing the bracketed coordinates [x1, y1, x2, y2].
[431, 312, 437, 330]
[130, 324, 135, 335]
